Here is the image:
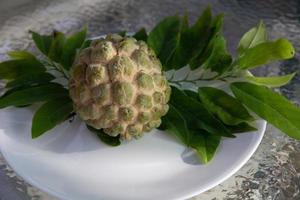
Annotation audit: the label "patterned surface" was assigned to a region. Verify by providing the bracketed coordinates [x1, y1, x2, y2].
[0, 0, 299, 199]
[69, 36, 170, 139]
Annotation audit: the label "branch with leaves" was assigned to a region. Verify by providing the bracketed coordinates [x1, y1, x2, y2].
[0, 6, 299, 164]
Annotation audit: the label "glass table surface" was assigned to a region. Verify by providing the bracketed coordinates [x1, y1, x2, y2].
[0, 0, 299, 199]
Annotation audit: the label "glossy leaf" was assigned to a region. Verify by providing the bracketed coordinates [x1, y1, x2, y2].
[245, 73, 296, 87]
[225, 122, 257, 133]
[183, 89, 199, 100]
[48, 31, 66, 62]
[163, 104, 191, 144]
[163, 14, 189, 69]
[133, 28, 148, 41]
[86, 125, 121, 146]
[170, 86, 234, 137]
[8, 51, 36, 60]
[6, 72, 55, 88]
[236, 39, 295, 69]
[118, 31, 127, 37]
[0, 58, 45, 80]
[231, 82, 300, 140]
[163, 105, 221, 163]
[1, 85, 32, 98]
[32, 96, 73, 138]
[188, 130, 207, 162]
[202, 35, 232, 74]
[189, 129, 221, 163]
[147, 16, 181, 67]
[165, 7, 214, 69]
[0, 83, 68, 108]
[198, 87, 254, 125]
[187, 6, 212, 43]
[237, 21, 267, 55]
[30, 31, 53, 55]
[81, 39, 92, 50]
[189, 14, 224, 69]
[202, 133, 220, 162]
[60, 28, 87, 70]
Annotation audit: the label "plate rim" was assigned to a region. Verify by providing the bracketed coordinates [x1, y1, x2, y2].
[0, 120, 266, 200]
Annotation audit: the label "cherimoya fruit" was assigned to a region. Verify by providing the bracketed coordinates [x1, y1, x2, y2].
[69, 34, 171, 140]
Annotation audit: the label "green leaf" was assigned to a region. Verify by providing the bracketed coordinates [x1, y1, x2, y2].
[202, 133, 221, 162]
[162, 110, 207, 163]
[189, 13, 224, 69]
[118, 31, 127, 37]
[245, 73, 296, 87]
[202, 133, 220, 162]
[86, 125, 121, 146]
[225, 122, 257, 133]
[163, 105, 221, 163]
[31, 96, 73, 138]
[231, 82, 300, 140]
[5, 72, 55, 88]
[163, 13, 189, 69]
[0, 58, 45, 80]
[170, 86, 234, 137]
[202, 35, 232, 74]
[8, 51, 36, 60]
[188, 130, 207, 162]
[162, 89, 224, 163]
[147, 7, 225, 71]
[60, 28, 87, 70]
[167, 7, 214, 69]
[188, 6, 212, 41]
[15, 104, 31, 108]
[179, 7, 212, 68]
[183, 89, 199, 100]
[0, 85, 32, 99]
[30, 31, 53, 55]
[0, 83, 68, 108]
[236, 39, 295, 69]
[237, 21, 267, 55]
[189, 130, 221, 163]
[163, 104, 191, 144]
[81, 39, 92, 50]
[48, 31, 66, 62]
[147, 16, 181, 67]
[198, 87, 254, 125]
[133, 28, 148, 41]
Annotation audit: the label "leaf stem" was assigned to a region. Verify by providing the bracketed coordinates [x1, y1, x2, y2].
[168, 75, 220, 85]
[47, 60, 69, 80]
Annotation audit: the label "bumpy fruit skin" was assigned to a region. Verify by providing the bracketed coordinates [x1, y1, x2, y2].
[69, 34, 171, 140]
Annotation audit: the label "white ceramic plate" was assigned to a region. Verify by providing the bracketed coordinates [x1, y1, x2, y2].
[0, 105, 266, 200]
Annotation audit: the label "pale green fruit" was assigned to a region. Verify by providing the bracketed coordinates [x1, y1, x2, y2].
[69, 34, 171, 140]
